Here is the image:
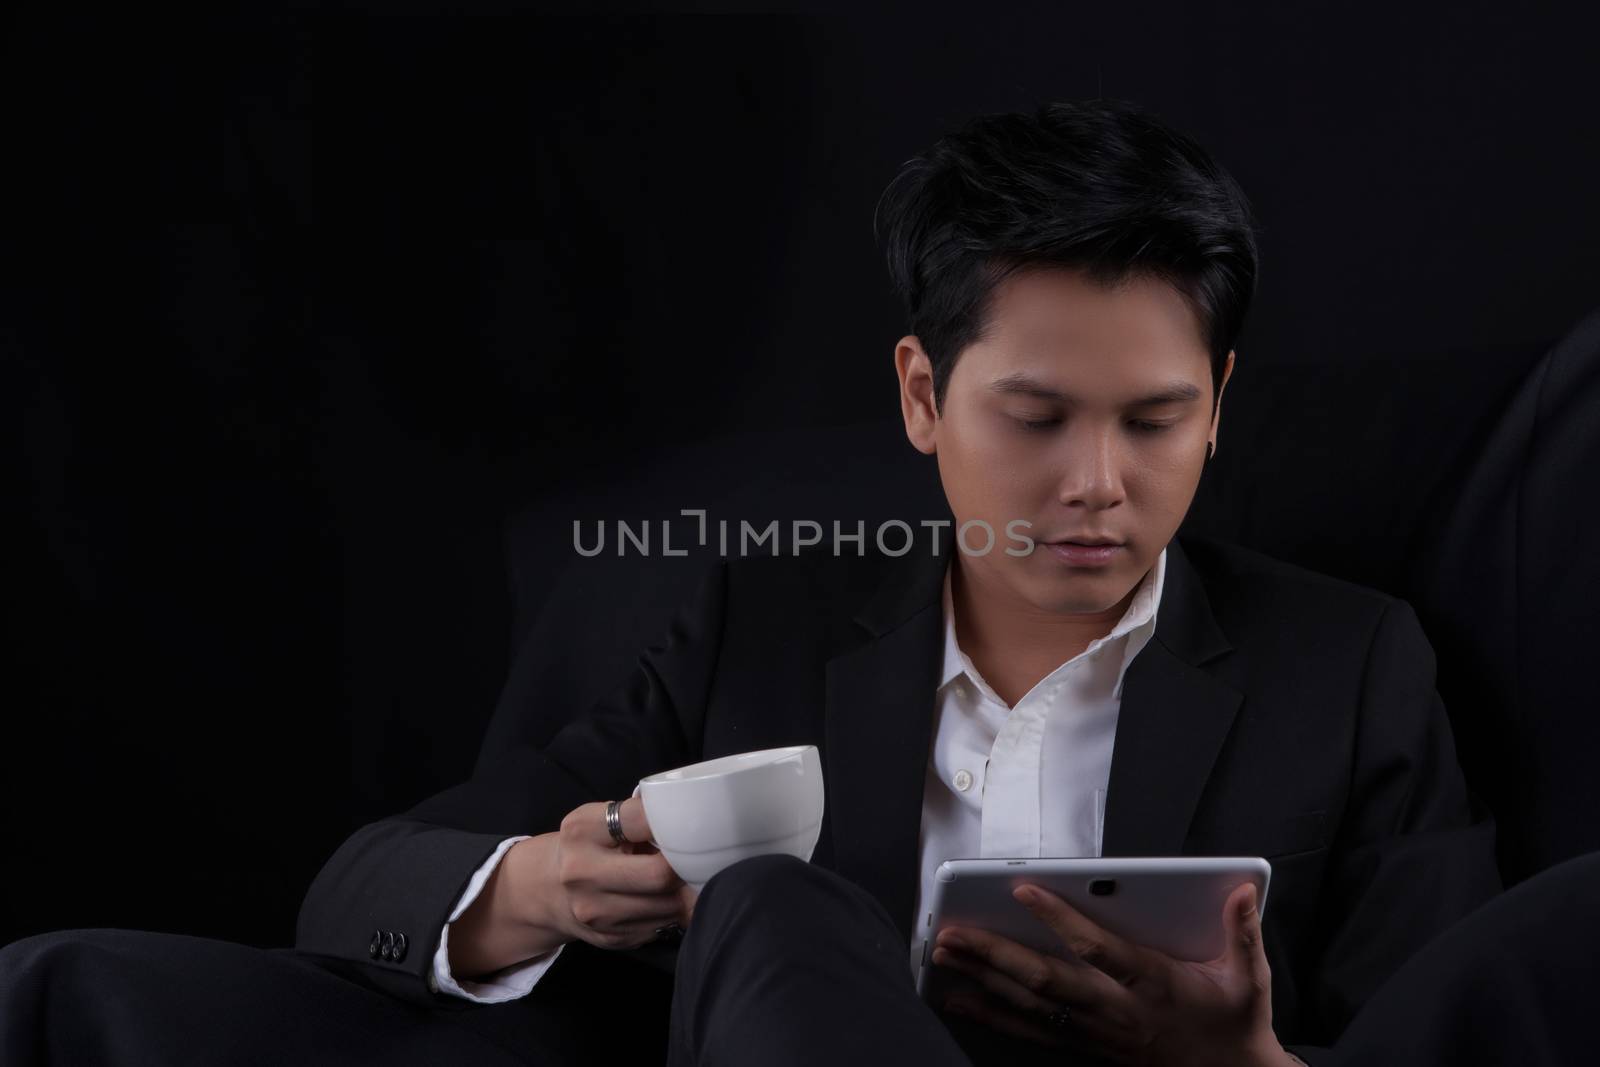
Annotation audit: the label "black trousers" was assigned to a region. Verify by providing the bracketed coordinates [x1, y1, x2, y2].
[0, 925, 681, 1066]
[0, 915, 681, 1065]
[666, 853, 1059, 1067]
[3, 851, 1595, 1066]
[0, 852, 1076, 1067]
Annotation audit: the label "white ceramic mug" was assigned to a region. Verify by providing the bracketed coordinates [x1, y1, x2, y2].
[633, 744, 825, 889]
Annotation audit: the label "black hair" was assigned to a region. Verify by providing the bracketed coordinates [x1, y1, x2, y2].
[874, 98, 1260, 413]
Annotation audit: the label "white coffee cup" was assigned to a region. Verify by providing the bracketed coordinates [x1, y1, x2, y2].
[633, 744, 825, 889]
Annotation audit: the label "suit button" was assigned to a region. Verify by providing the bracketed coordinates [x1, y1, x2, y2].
[381, 931, 395, 961]
[392, 932, 407, 962]
[369, 930, 383, 959]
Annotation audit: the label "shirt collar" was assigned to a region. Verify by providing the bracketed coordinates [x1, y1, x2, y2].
[938, 545, 1168, 696]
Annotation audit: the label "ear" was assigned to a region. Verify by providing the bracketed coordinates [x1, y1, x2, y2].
[1209, 349, 1236, 454]
[896, 336, 939, 456]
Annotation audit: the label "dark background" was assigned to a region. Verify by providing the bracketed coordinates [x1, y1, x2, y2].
[6, 4, 1598, 950]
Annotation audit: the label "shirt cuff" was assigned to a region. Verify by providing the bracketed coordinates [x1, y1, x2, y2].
[429, 834, 566, 1003]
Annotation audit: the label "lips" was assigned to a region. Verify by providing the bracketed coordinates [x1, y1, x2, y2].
[1043, 541, 1123, 567]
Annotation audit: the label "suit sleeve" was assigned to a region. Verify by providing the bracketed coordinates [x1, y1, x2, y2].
[293, 558, 729, 1008]
[1289, 597, 1503, 1057]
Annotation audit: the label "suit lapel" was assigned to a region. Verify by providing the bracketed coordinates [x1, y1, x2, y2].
[823, 522, 950, 946]
[1101, 537, 1243, 856]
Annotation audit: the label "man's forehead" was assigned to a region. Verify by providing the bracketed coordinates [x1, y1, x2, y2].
[983, 270, 1205, 349]
[967, 312, 1211, 385]
[960, 327, 1209, 387]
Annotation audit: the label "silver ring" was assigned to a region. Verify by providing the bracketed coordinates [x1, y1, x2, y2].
[605, 799, 632, 846]
[1047, 1006, 1073, 1029]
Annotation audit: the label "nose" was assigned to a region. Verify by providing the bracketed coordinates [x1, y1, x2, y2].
[1053, 426, 1125, 509]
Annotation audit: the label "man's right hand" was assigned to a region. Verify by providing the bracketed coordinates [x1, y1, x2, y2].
[545, 797, 699, 950]
[446, 797, 697, 979]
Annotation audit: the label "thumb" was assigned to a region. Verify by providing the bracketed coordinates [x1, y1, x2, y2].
[1223, 882, 1269, 982]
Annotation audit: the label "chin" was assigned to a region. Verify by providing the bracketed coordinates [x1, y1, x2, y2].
[1009, 574, 1113, 613]
[1011, 558, 1131, 612]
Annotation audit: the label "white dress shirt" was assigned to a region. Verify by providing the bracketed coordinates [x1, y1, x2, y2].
[435, 547, 1167, 1001]
[910, 548, 1167, 970]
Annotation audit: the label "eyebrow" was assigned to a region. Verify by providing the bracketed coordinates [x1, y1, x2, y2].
[988, 373, 1203, 407]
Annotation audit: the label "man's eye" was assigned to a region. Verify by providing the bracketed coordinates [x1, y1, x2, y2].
[1013, 415, 1060, 432]
[1012, 416, 1174, 434]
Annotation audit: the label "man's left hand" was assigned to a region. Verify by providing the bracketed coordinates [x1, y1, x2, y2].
[930, 881, 1298, 1067]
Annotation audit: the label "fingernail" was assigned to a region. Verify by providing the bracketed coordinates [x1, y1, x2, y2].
[939, 931, 966, 950]
[1015, 886, 1039, 906]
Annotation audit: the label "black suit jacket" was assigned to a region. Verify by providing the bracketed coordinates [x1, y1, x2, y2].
[295, 524, 1502, 1055]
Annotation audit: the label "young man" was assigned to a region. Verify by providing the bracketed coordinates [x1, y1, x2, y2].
[0, 100, 1502, 1066]
[296, 99, 1501, 1064]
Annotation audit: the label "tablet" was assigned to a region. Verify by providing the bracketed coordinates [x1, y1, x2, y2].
[915, 856, 1271, 1003]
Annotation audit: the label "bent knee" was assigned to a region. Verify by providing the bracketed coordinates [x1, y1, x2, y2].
[694, 856, 891, 933]
[0, 928, 242, 992]
[0, 929, 126, 980]
[704, 853, 823, 894]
